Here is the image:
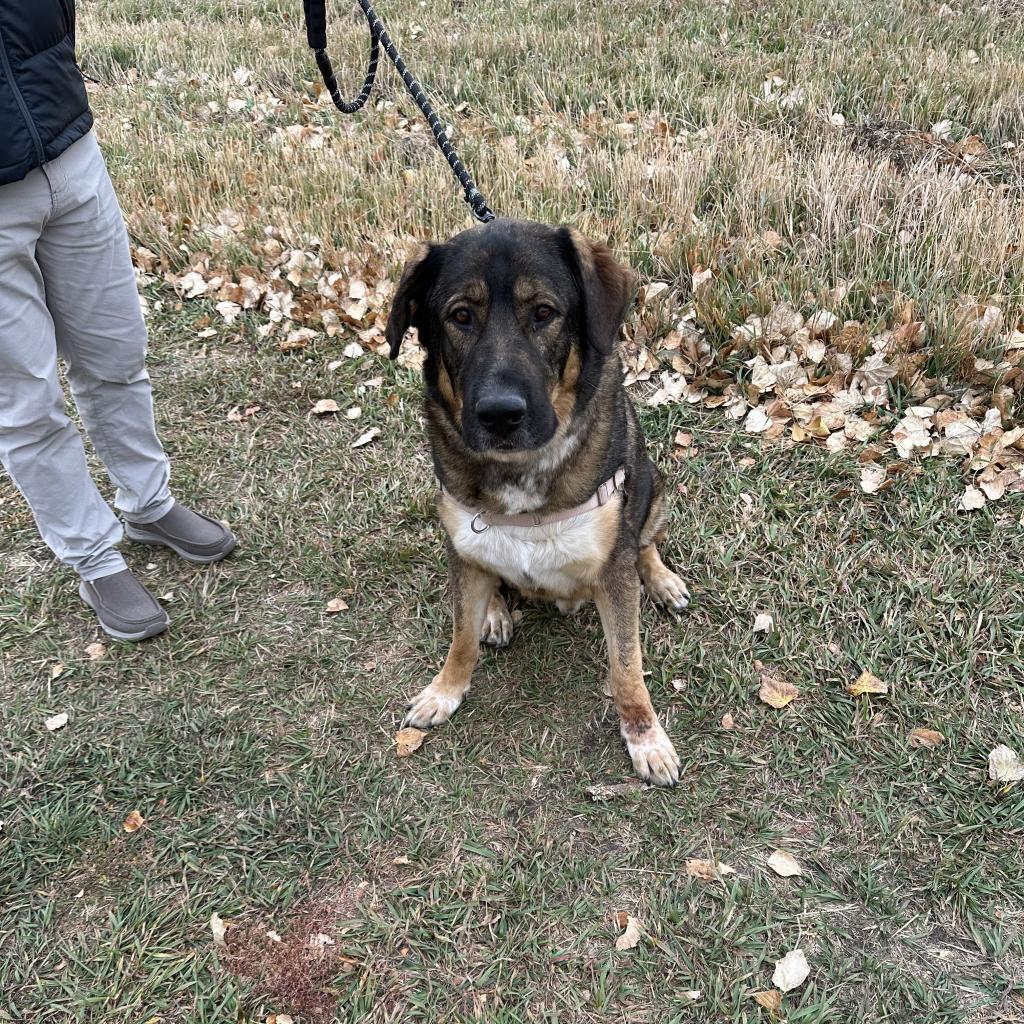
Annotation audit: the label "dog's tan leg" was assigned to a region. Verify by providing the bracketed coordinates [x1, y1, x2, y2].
[479, 586, 514, 647]
[638, 543, 690, 612]
[404, 554, 496, 729]
[594, 562, 680, 787]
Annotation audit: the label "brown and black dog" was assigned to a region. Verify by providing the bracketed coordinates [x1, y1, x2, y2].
[386, 219, 689, 786]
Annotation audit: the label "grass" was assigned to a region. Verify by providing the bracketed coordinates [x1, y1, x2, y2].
[2, 0, 1024, 1021]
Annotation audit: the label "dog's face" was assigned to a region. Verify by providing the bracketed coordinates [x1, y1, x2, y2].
[386, 220, 634, 454]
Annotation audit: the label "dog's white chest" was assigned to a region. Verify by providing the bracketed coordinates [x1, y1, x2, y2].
[442, 498, 618, 598]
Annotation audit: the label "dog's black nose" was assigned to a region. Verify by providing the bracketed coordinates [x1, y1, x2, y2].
[475, 391, 527, 435]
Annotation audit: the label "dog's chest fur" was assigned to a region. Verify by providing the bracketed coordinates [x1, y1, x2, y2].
[441, 494, 621, 599]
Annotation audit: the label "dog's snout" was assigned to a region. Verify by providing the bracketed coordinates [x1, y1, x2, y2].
[475, 390, 527, 435]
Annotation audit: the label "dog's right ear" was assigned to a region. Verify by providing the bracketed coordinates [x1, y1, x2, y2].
[386, 243, 437, 359]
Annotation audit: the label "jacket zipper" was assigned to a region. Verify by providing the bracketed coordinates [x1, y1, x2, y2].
[0, 23, 47, 166]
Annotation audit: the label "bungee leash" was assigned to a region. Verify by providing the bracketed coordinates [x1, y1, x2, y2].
[301, 0, 497, 224]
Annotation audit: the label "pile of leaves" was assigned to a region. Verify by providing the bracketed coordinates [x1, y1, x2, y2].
[625, 284, 1024, 510]
[134, 223, 1024, 509]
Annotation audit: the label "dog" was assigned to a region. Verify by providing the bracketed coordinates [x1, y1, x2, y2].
[386, 219, 690, 786]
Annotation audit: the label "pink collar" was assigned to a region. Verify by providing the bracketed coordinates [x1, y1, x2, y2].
[441, 468, 626, 533]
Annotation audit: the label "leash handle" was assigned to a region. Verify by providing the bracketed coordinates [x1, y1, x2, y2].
[302, 0, 327, 49]
[303, 0, 496, 223]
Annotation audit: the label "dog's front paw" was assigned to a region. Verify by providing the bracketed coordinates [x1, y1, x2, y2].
[404, 680, 464, 729]
[480, 595, 513, 647]
[646, 569, 690, 612]
[623, 721, 680, 787]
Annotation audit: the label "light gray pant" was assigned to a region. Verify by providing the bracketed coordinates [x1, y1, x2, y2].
[0, 131, 172, 581]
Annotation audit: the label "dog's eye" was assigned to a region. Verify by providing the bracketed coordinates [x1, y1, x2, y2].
[451, 307, 473, 327]
[534, 304, 555, 324]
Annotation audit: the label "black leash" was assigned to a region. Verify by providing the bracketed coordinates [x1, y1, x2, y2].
[302, 0, 496, 224]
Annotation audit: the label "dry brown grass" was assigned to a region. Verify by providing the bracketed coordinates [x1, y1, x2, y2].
[79, 0, 1024, 368]
[221, 883, 368, 1022]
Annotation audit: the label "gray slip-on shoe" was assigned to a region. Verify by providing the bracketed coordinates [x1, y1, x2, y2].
[79, 570, 170, 641]
[125, 503, 236, 563]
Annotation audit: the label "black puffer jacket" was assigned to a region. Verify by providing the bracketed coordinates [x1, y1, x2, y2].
[0, 0, 92, 186]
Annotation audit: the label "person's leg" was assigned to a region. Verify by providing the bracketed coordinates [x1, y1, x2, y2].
[35, 132, 235, 563]
[33, 132, 173, 524]
[0, 163, 127, 582]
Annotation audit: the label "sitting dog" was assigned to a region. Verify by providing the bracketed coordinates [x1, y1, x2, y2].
[386, 219, 689, 786]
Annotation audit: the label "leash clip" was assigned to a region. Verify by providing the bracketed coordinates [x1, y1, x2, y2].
[470, 512, 490, 534]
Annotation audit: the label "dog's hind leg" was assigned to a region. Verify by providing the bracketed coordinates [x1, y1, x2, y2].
[638, 544, 690, 612]
[404, 552, 497, 729]
[479, 586, 514, 647]
[594, 557, 680, 787]
[637, 485, 690, 612]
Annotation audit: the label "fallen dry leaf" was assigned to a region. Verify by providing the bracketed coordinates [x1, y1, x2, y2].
[215, 299, 241, 325]
[586, 781, 646, 801]
[351, 426, 381, 448]
[909, 728, 945, 749]
[325, 597, 349, 614]
[772, 948, 810, 992]
[210, 912, 228, 948]
[45, 712, 68, 732]
[85, 642, 107, 661]
[123, 809, 145, 833]
[753, 612, 774, 634]
[892, 412, 932, 459]
[639, 281, 670, 305]
[614, 915, 643, 951]
[267, 1015, 295, 1024]
[844, 416, 876, 443]
[767, 850, 803, 877]
[685, 858, 736, 881]
[50, 662, 65, 681]
[692, 267, 713, 292]
[860, 464, 887, 494]
[807, 310, 838, 337]
[312, 398, 340, 415]
[753, 989, 782, 1011]
[847, 670, 888, 697]
[988, 744, 1024, 782]
[978, 468, 1007, 501]
[744, 407, 772, 434]
[759, 674, 799, 709]
[722, 712, 736, 730]
[395, 727, 426, 757]
[177, 270, 208, 298]
[280, 327, 316, 352]
[958, 485, 986, 511]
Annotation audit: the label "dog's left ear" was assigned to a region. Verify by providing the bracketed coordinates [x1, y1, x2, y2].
[559, 228, 636, 354]
[386, 243, 437, 359]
